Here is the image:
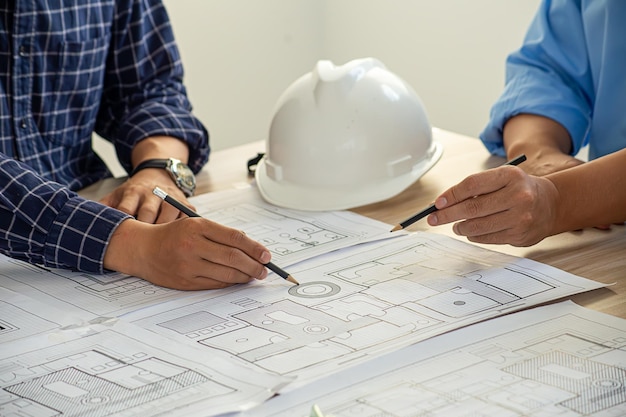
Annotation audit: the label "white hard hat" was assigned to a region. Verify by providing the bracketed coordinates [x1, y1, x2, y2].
[255, 57, 442, 211]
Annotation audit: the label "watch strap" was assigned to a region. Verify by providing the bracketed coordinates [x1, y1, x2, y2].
[130, 159, 169, 177]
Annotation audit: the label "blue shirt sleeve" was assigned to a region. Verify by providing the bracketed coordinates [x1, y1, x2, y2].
[480, 0, 593, 157]
[0, 156, 131, 274]
[95, 1, 210, 175]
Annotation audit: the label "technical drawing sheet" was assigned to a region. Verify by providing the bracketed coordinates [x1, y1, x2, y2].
[0, 187, 395, 318]
[189, 187, 398, 266]
[0, 290, 290, 417]
[127, 232, 606, 393]
[242, 301, 626, 417]
[0, 286, 96, 345]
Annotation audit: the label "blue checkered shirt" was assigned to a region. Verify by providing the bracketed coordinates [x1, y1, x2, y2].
[0, 1, 209, 273]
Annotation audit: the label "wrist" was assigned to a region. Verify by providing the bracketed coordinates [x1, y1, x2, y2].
[104, 219, 146, 277]
[131, 136, 190, 167]
[130, 158, 196, 197]
[537, 176, 564, 238]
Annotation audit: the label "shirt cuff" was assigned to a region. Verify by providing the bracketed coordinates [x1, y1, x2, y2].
[45, 197, 131, 274]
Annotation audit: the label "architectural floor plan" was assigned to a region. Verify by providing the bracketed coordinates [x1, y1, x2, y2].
[0, 186, 614, 415]
[0, 187, 393, 318]
[127, 232, 605, 391]
[0, 291, 288, 417]
[245, 301, 626, 417]
[191, 187, 395, 266]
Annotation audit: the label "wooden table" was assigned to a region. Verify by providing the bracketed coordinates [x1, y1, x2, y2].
[81, 128, 626, 318]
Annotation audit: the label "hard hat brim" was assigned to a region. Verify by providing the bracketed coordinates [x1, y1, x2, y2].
[255, 141, 443, 212]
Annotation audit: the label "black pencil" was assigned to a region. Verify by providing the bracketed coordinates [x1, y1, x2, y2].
[390, 154, 527, 232]
[153, 187, 299, 285]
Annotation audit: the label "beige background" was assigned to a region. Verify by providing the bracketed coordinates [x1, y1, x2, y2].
[94, 0, 540, 177]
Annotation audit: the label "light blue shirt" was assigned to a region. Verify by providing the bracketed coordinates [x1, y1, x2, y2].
[480, 0, 626, 160]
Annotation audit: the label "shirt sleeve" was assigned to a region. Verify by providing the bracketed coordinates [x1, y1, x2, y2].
[479, 0, 593, 157]
[95, 0, 210, 174]
[0, 156, 131, 274]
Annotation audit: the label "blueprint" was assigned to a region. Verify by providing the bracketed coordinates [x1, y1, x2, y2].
[0, 185, 612, 415]
[190, 187, 397, 266]
[244, 301, 626, 417]
[126, 232, 605, 392]
[0, 287, 92, 345]
[0, 187, 394, 318]
[0, 289, 289, 417]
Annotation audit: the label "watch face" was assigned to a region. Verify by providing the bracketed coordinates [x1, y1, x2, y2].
[171, 160, 196, 195]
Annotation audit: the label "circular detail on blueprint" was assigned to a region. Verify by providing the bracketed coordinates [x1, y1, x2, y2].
[82, 396, 110, 405]
[303, 324, 330, 334]
[288, 281, 341, 298]
[593, 378, 621, 389]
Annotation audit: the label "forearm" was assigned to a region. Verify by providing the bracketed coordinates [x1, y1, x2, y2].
[103, 218, 147, 278]
[503, 114, 582, 176]
[98, 0, 209, 175]
[131, 136, 190, 167]
[548, 149, 626, 234]
[0, 157, 130, 272]
[503, 114, 572, 155]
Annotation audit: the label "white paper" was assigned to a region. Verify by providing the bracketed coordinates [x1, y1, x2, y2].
[126, 232, 605, 392]
[0, 186, 610, 416]
[242, 301, 626, 417]
[0, 187, 395, 318]
[0, 290, 289, 417]
[189, 187, 399, 266]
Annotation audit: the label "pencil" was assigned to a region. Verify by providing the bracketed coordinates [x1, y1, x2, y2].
[153, 187, 299, 285]
[390, 154, 527, 232]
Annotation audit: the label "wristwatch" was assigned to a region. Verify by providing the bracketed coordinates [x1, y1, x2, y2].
[131, 158, 196, 197]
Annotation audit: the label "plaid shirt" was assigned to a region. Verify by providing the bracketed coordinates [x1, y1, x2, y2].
[0, 0, 209, 273]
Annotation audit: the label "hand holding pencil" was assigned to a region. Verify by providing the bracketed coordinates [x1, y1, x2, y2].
[387, 155, 570, 247]
[153, 187, 298, 285]
[391, 155, 526, 232]
[103, 209, 276, 290]
[104, 187, 296, 290]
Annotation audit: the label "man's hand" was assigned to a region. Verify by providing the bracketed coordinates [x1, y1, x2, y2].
[99, 169, 192, 223]
[427, 165, 560, 247]
[502, 114, 615, 230]
[100, 135, 193, 223]
[104, 217, 272, 290]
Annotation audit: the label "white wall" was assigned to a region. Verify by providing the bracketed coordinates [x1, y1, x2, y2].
[319, 1, 539, 141]
[164, 0, 324, 150]
[95, 1, 540, 176]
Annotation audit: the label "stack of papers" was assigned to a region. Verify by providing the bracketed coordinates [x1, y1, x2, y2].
[0, 187, 619, 417]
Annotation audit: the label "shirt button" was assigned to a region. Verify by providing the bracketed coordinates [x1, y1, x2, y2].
[20, 119, 27, 129]
[19, 45, 27, 57]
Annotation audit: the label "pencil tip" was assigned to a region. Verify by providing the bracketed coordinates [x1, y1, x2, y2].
[390, 224, 402, 232]
[286, 275, 300, 285]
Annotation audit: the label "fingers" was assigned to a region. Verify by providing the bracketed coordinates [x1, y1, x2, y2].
[429, 166, 525, 226]
[170, 262, 260, 291]
[98, 193, 117, 208]
[137, 219, 271, 290]
[425, 166, 556, 247]
[99, 173, 195, 224]
[198, 220, 272, 266]
[449, 211, 536, 246]
[111, 187, 162, 223]
[196, 227, 270, 281]
[460, 227, 533, 247]
[449, 206, 516, 238]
